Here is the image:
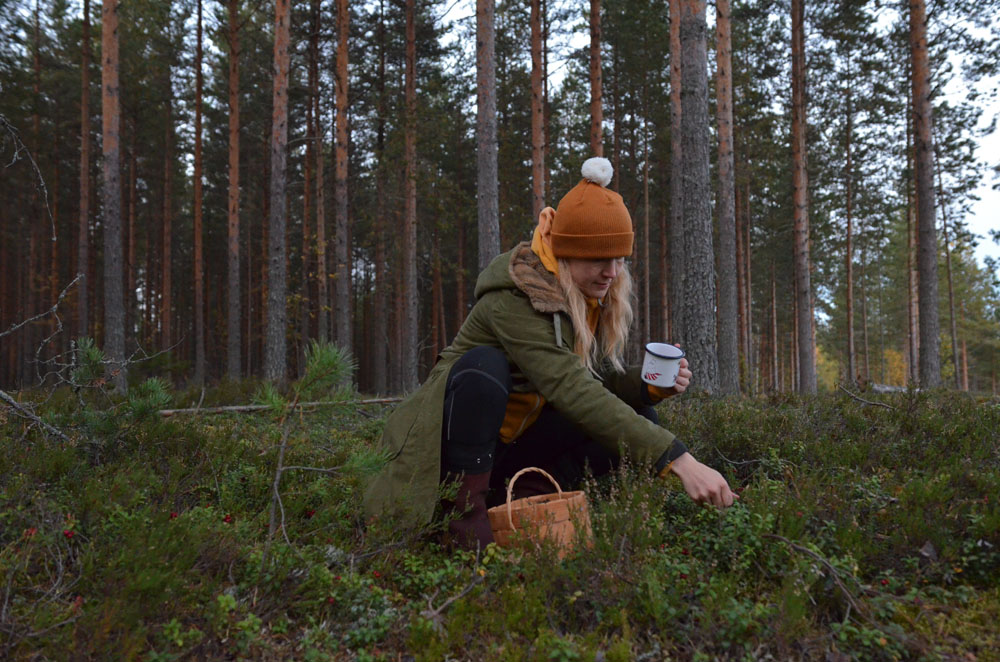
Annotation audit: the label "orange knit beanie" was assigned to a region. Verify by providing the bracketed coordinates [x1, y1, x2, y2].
[550, 157, 634, 259]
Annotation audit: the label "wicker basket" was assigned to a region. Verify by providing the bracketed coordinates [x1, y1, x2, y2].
[487, 467, 592, 558]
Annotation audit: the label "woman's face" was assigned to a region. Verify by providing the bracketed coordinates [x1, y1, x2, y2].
[567, 257, 626, 299]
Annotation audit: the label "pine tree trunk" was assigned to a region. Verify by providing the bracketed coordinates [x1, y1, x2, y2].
[302, 43, 314, 366]
[668, 0, 684, 343]
[715, 0, 738, 394]
[909, 0, 940, 387]
[861, 235, 870, 382]
[402, 0, 419, 391]
[162, 97, 173, 352]
[906, 184, 919, 385]
[790, 0, 815, 393]
[679, 0, 718, 392]
[193, 0, 206, 384]
[78, 0, 91, 339]
[313, 0, 328, 344]
[372, 1, 388, 394]
[641, 115, 650, 347]
[101, 0, 125, 391]
[127, 120, 136, 348]
[589, 0, 602, 156]
[941, 198, 960, 389]
[265, 0, 291, 382]
[334, 0, 352, 361]
[744, 181, 753, 388]
[735, 175, 746, 387]
[844, 61, 855, 383]
[226, 0, 241, 379]
[530, 0, 545, 221]
[476, 0, 500, 271]
[770, 262, 778, 391]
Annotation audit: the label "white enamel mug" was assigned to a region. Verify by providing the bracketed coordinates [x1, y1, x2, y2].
[641, 342, 685, 388]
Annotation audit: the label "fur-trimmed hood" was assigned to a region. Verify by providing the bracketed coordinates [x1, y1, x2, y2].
[473, 241, 569, 315]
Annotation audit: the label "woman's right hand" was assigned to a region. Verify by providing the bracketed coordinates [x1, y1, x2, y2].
[669, 452, 735, 508]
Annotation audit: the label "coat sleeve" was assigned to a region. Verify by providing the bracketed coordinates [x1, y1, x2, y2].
[600, 363, 650, 409]
[488, 290, 680, 468]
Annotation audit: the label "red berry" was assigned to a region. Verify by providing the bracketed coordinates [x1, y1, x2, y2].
[327, 596, 335, 604]
[881, 578, 889, 586]
[63, 529, 74, 539]
[170, 512, 178, 519]
[681, 548, 689, 555]
[679, 573, 688, 579]
[223, 514, 232, 523]
[334, 575, 341, 581]
[372, 570, 381, 578]
[305, 509, 316, 519]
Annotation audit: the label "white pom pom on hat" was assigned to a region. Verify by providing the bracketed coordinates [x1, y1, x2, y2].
[580, 156, 614, 187]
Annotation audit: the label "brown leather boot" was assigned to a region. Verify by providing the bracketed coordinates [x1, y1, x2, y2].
[442, 471, 494, 551]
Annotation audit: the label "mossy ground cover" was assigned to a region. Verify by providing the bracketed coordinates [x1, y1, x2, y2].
[2, 363, 998, 660]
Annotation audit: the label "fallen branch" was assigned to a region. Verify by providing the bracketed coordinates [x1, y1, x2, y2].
[837, 385, 896, 410]
[158, 397, 402, 417]
[420, 573, 485, 631]
[0, 388, 72, 443]
[764, 533, 867, 618]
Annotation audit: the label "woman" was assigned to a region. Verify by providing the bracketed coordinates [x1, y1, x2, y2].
[364, 157, 734, 548]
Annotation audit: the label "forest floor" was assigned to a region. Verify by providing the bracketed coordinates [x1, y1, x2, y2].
[2, 349, 999, 661]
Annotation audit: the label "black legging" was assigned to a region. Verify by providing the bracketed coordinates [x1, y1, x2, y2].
[440, 346, 659, 497]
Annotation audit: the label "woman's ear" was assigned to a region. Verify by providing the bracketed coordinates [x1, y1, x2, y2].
[538, 207, 556, 247]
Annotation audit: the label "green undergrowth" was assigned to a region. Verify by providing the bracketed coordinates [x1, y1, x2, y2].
[2, 370, 998, 660]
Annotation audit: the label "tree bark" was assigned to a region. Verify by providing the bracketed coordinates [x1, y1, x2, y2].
[226, 0, 241, 379]
[476, 0, 500, 271]
[909, 0, 940, 387]
[193, 0, 206, 384]
[641, 115, 650, 346]
[715, 0, 738, 394]
[938, 167, 960, 389]
[668, 0, 683, 342]
[679, 0, 718, 392]
[530, 0, 545, 221]
[372, 0, 388, 393]
[402, 0, 418, 391]
[101, 0, 125, 391]
[78, 0, 91, 339]
[265, 0, 291, 382]
[845, 69, 855, 384]
[589, 0, 603, 156]
[334, 0, 352, 361]
[162, 97, 173, 352]
[790, 0, 816, 393]
[312, 0, 328, 344]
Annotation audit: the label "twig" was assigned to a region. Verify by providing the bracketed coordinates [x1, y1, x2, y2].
[716, 448, 762, 467]
[420, 574, 484, 626]
[1, 274, 81, 341]
[764, 534, 867, 616]
[158, 397, 402, 417]
[279, 465, 339, 475]
[1, 112, 56, 240]
[0, 388, 72, 443]
[838, 385, 896, 410]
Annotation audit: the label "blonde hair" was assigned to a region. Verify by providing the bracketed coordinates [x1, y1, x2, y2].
[556, 258, 634, 373]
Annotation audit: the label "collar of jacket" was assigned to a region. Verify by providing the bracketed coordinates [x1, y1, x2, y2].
[507, 241, 570, 316]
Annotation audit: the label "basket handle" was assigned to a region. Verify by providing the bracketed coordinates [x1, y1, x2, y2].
[504, 467, 563, 532]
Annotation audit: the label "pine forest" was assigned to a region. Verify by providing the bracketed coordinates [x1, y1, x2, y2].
[2, 0, 999, 394]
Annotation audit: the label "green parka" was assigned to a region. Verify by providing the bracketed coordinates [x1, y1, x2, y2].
[362, 242, 683, 526]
